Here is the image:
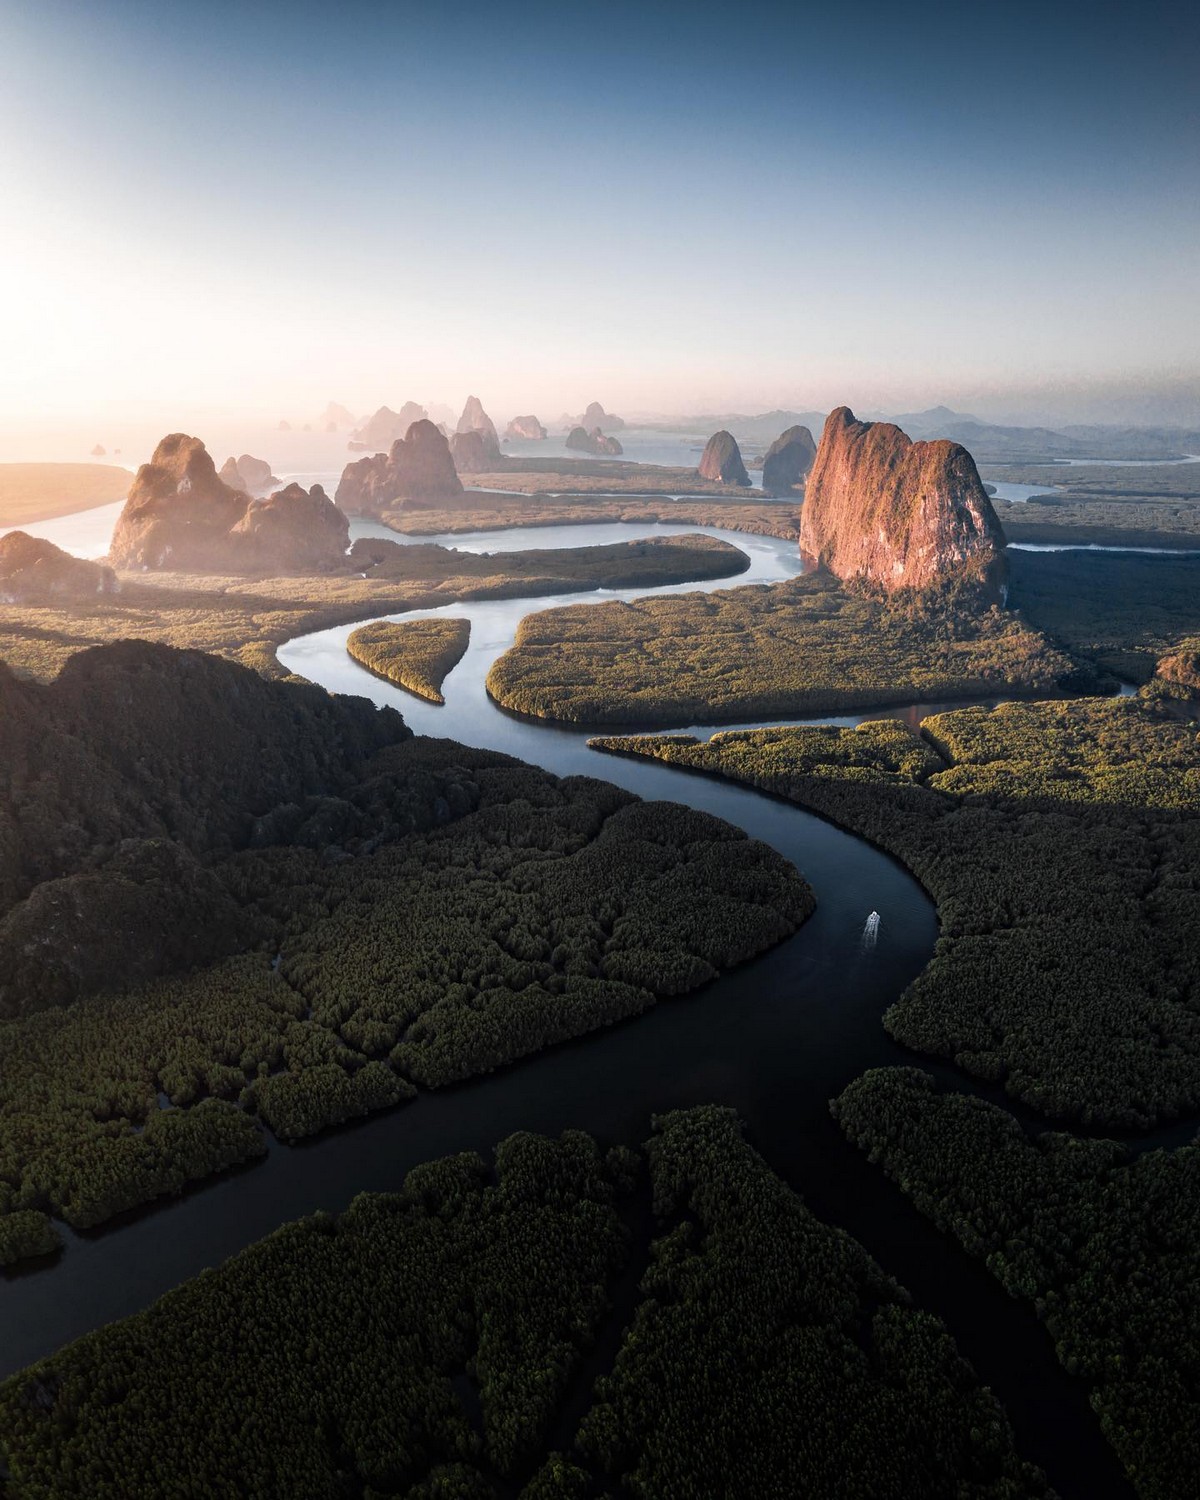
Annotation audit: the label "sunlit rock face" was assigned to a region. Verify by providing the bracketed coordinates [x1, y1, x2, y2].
[505, 414, 547, 440]
[565, 425, 623, 456]
[800, 406, 1005, 598]
[698, 431, 750, 486]
[583, 400, 625, 431]
[0, 532, 119, 602]
[218, 454, 278, 494]
[110, 435, 347, 572]
[761, 426, 817, 496]
[335, 420, 464, 515]
[456, 396, 501, 461]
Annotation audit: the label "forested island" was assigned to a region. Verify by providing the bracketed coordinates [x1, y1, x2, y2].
[347, 617, 471, 702]
[488, 572, 1095, 725]
[0, 1107, 1052, 1499]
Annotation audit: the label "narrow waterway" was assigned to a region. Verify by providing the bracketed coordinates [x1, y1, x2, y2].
[1, 520, 1141, 1498]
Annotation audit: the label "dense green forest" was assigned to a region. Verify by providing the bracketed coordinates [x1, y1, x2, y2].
[833, 1069, 1200, 1500]
[990, 463, 1200, 550]
[593, 697, 1200, 1125]
[0, 1108, 1051, 1499]
[487, 573, 1093, 725]
[1008, 549, 1200, 685]
[347, 617, 471, 702]
[0, 716, 810, 1257]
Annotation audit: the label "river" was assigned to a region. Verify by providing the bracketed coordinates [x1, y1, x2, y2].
[0, 518, 1140, 1498]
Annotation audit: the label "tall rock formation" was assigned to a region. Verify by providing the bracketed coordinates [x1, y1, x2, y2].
[0, 533, 119, 603]
[583, 401, 625, 431]
[218, 454, 279, 494]
[566, 426, 623, 456]
[698, 431, 750, 486]
[761, 425, 816, 496]
[456, 396, 502, 461]
[110, 435, 348, 573]
[318, 401, 357, 432]
[335, 420, 464, 515]
[505, 415, 547, 440]
[799, 406, 1005, 597]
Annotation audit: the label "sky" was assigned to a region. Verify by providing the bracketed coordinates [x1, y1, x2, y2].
[0, 0, 1197, 454]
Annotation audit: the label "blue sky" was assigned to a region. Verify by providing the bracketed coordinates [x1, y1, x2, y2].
[1, 0, 1197, 438]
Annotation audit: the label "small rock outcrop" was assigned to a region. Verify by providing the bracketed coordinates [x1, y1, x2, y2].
[450, 430, 492, 474]
[583, 401, 625, 431]
[761, 426, 817, 495]
[335, 420, 464, 515]
[218, 454, 279, 494]
[799, 406, 1005, 597]
[0, 533, 119, 603]
[505, 415, 547, 440]
[456, 396, 502, 461]
[90, 444, 106, 457]
[110, 435, 348, 573]
[352, 403, 429, 451]
[698, 431, 750, 486]
[566, 426, 623, 456]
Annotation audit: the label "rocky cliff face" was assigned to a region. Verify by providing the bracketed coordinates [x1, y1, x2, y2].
[505, 415, 547, 440]
[0, 533, 119, 602]
[799, 407, 1005, 597]
[761, 426, 816, 496]
[698, 431, 750, 486]
[218, 454, 279, 494]
[566, 426, 623, 456]
[110, 435, 348, 573]
[335, 420, 464, 515]
[456, 396, 501, 460]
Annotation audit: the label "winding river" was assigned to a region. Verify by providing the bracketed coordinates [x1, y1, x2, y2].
[0, 519, 1146, 1497]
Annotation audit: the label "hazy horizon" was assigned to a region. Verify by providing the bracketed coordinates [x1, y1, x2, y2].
[2, 0, 1197, 458]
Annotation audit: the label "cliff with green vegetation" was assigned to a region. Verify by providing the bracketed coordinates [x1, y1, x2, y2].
[0, 1108, 1050, 1499]
[834, 1069, 1200, 1500]
[487, 572, 1091, 726]
[593, 696, 1200, 1126]
[347, 617, 471, 702]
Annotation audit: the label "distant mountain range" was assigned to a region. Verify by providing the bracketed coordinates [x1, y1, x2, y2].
[632, 406, 1200, 463]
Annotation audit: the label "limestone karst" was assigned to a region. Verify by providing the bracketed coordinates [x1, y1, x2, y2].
[565, 425, 623, 456]
[218, 454, 279, 494]
[698, 431, 751, 486]
[0, 532, 119, 603]
[799, 406, 1005, 596]
[761, 426, 817, 496]
[335, 419, 464, 515]
[109, 434, 347, 572]
[505, 415, 548, 440]
[456, 396, 501, 461]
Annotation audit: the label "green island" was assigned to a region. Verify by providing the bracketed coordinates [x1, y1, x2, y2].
[833, 1069, 1200, 1500]
[0, 532, 748, 682]
[385, 490, 798, 539]
[347, 617, 471, 702]
[0, 1106, 1052, 1499]
[592, 696, 1200, 1126]
[0, 643, 810, 1261]
[488, 572, 1095, 726]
